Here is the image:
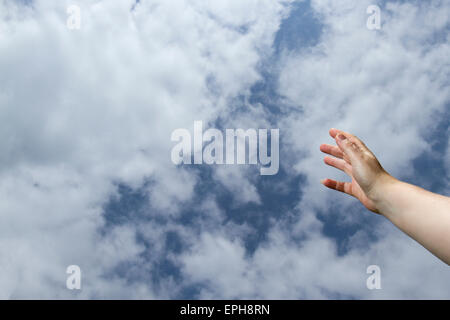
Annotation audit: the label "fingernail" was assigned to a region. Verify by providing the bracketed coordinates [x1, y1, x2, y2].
[337, 134, 346, 141]
[320, 179, 326, 184]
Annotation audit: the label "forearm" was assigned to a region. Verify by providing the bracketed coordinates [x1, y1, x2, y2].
[371, 175, 450, 265]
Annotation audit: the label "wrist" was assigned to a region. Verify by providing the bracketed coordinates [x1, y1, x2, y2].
[366, 171, 398, 211]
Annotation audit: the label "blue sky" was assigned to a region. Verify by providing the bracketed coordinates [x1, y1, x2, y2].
[102, 0, 449, 299]
[0, 0, 449, 299]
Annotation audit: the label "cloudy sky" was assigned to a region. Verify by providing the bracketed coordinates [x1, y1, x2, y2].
[0, 0, 449, 299]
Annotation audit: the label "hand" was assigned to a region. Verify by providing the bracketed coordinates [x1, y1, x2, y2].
[320, 128, 450, 265]
[319, 128, 393, 213]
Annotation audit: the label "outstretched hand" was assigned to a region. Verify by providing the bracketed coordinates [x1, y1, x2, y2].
[320, 128, 450, 265]
[319, 128, 392, 213]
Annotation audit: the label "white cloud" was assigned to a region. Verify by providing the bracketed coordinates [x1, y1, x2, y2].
[0, 0, 448, 299]
[179, 0, 450, 299]
[0, 0, 293, 298]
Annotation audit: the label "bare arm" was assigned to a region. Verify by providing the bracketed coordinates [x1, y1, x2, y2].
[320, 128, 450, 265]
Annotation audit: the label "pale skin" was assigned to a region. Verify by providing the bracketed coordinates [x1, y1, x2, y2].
[320, 128, 450, 265]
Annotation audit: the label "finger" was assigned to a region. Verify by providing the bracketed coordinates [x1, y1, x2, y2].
[320, 143, 344, 159]
[329, 128, 340, 139]
[337, 131, 368, 153]
[335, 132, 361, 160]
[320, 178, 352, 195]
[324, 156, 351, 175]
